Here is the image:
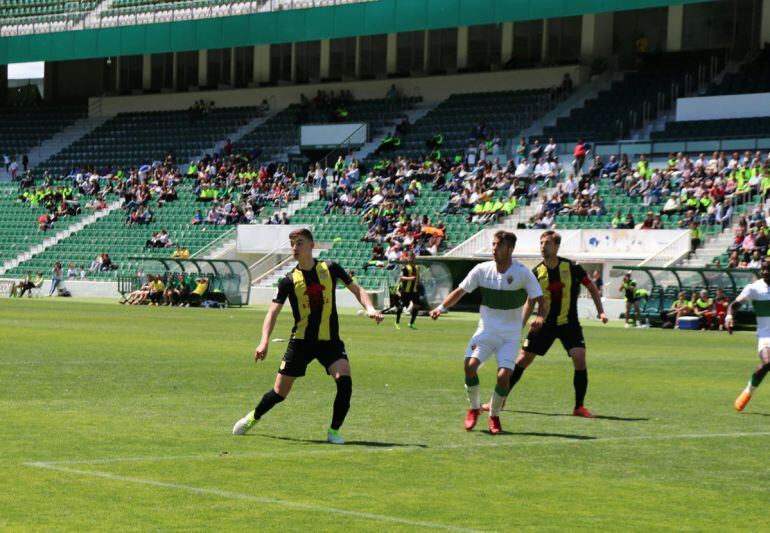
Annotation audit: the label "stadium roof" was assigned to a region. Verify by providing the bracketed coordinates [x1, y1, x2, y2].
[0, 0, 713, 65]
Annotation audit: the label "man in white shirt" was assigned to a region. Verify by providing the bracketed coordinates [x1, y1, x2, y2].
[728, 259, 770, 412]
[429, 231, 546, 434]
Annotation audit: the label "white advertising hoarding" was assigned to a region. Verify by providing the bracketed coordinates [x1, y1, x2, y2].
[300, 123, 367, 148]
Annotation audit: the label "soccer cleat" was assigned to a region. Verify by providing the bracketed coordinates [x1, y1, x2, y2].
[395, 323, 401, 330]
[327, 428, 345, 444]
[735, 390, 752, 412]
[572, 406, 594, 418]
[232, 411, 258, 435]
[464, 408, 480, 430]
[408, 324, 417, 330]
[488, 416, 502, 434]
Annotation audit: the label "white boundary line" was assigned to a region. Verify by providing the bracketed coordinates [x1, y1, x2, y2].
[22, 432, 770, 531]
[24, 462, 484, 533]
[24, 431, 770, 466]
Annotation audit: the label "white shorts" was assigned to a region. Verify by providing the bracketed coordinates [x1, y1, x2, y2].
[465, 329, 520, 370]
[758, 337, 770, 353]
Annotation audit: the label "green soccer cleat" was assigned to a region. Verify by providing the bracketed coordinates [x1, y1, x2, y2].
[395, 323, 401, 330]
[232, 411, 258, 435]
[408, 324, 417, 330]
[327, 428, 345, 444]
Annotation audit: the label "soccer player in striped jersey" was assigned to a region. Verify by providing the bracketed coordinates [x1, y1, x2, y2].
[397, 254, 421, 330]
[484, 230, 608, 418]
[430, 231, 546, 434]
[232, 228, 383, 444]
[727, 258, 770, 412]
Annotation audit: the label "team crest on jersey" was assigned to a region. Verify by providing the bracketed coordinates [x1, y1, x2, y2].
[471, 344, 477, 351]
[320, 271, 328, 280]
[507, 276, 513, 284]
[280, 361, 286, 370]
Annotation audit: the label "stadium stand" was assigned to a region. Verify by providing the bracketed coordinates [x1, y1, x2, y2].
[540, 51, 725, 144]
[37, 106, 263, 178]
[0, 106, 86, 164]
[705, 46, 770, 96]
[651, 117, 770, 141]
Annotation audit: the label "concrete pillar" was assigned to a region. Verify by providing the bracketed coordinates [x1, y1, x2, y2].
[581, 13, 614, 62]
[253, 45, 270, 84]
[423, 30, 430, 72]
[142, 54, 152, 91]
[761, 0, 770, 46]
[115, 57, 121, 93]
[172, 52, 178, 90]
[457, 26, 469, 70]
[386, 33, 397, 74]
[290, 42, 297, 82]
[500, 22, 513, 64]
[541, 19, 549, 63]
[320, 39, 331, 79]
[198, 50, 208, 87]
[666, 4, 684, 52]
[229, 48, 237, 86]
[0, 64, 7, 104]
[354, 36, 362, 77]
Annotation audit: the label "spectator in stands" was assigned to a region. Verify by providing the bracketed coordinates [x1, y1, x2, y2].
[544, 137, 557, 160]
[662, 291, 688, 328]
[748, 250, 763, 269]
[573, 139, 588, 175]
[690, 221, 703, 254]
[66, 264, 77, 280]
[641, 212, 655, 229]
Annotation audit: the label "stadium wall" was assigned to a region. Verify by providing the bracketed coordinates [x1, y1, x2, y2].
[0, 0, 712, 65]
[88, 65, 585, 116]
[675, 92, 770, 121]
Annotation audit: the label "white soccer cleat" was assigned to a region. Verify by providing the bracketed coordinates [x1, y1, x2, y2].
[326, 428, 345, 444]
[232, 411, 258, 435]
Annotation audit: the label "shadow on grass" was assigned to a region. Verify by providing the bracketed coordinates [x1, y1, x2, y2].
[254, 434, 429, 448]
[743, 412, 770, 417]
[510, 409, 649, 422]
[477, 430, 596, 440]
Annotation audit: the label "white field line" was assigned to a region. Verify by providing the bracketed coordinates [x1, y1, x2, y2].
[24, 431, 770, 467]
[23, 462, 485, 533]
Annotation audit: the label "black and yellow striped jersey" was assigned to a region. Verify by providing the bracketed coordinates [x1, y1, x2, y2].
[273, 260, 352, 342]
[401, 264, 419, 294]
[533, 257, 589, 326]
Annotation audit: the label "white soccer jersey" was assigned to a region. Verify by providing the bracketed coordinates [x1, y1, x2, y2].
[458, 260, 543, 337]
[737, 279, 770, 339]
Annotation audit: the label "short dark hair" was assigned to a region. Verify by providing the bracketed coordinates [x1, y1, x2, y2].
[540, 230, 561, 245]
[493, 230, 517, 249]
[288, 228, 314, 243]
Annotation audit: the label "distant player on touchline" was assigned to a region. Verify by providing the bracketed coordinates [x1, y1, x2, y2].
[727, 258, 770, 412]
[430, 231, 545, 434]
[232, 228, 383, 444]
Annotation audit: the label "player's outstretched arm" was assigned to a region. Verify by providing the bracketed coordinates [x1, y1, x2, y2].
[346, 281, 384, 323]
[528, 295, 547, 332]
[585, 280, 608, 323]
[255, 301, 283, 362]
[430, 287, 466, 319]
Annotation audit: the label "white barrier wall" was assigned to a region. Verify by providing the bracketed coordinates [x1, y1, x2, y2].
[300, 123, 367, 148]
[449, 229, 687, 260]
[237, 224, 311, 253]
[676, 92, 770, 121]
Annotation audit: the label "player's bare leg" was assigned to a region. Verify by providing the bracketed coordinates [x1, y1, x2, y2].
[464, 357, 482, 430]
[326, 359, 352, 444]
[482, 350, 536, 412]
[569, 347, 593, 418]
[735, 348, 770, 412]
[488, 367, 512, 434]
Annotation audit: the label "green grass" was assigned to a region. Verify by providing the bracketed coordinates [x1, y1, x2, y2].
[2, 299, 769, 531]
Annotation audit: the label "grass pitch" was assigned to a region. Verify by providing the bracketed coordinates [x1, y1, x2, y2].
[1, 299, 769, 531]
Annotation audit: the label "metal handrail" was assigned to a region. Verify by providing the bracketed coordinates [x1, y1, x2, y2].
[190, 226, 236, 259]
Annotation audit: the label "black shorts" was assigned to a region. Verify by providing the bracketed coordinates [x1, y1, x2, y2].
[389, 293, 402, 308]
[279, 339, 348, 377]
[402, 292, 421, 307]
[522, 322, 585, 356]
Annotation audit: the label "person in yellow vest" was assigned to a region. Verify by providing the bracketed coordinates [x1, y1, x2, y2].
[397, 253, 421, 330]
[232, 228, 383, 444]
[693, 289, 714, 330]
[148, 275, 166, 306]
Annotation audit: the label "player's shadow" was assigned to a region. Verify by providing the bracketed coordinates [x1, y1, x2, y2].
[478, 430, 595, 440]
[743, 412, 770, 417]
[510, 409, 649, 422]
[255, 434, 428, 448]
